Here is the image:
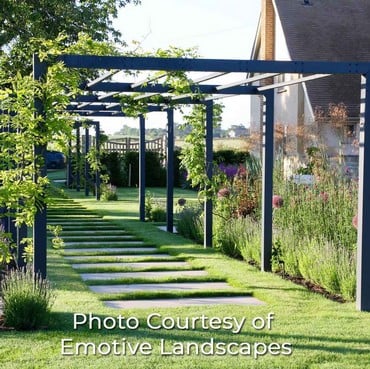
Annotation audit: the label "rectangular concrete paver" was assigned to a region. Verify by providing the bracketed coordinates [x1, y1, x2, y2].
[89, 282, 232, 294]
[80, 270, 208, 281]
[72, 261, 191, 269]
[63, 247, 157, 254]
[60, 230, 128, 235]
[65, 254, 176, 261]
[105, 296, 265, 309]
[65, 241, 144, 246]
[61, 235, 136, 240]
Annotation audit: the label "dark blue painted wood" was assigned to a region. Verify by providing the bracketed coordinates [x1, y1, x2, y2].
[58, 54, 370, 74]
[95, 122, 101, 200]
[84, 127, 90, 196]
[33, 54, 48, 278]
[87, 82, 259, 95]
[261, 90, 274, 272]
[67, 138, 73, 187]
[76, 126, 81, 192]
[204, 101, 213, 248]
[139, 115, 146, 222]
[357, 76, 370, 311]
[166, 108, 174, 233]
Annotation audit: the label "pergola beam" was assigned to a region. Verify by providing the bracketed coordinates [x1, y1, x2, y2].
[88, 81, 259, 95]
[192, 71, 228, 83]
[131, 72, 167, 88]
[216, 73, 280, 91]
[87, 70, 119, 87]
[58, 55, 370, 74]
[257, 74, 331, 91]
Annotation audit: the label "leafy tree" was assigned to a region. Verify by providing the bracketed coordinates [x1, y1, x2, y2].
[0, 0, 140, 74]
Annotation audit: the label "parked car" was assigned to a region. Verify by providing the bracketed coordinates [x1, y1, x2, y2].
[46, 150, 66, 169]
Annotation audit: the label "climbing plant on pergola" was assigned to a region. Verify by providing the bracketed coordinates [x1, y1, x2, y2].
[32, 54, 370, 312]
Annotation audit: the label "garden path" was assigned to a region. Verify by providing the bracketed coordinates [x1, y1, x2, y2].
[47, 198, 264, 309]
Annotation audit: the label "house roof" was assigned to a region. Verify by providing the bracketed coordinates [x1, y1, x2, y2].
[273, 0, 370, 117]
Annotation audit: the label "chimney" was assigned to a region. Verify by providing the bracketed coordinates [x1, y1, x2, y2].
[260, 0, 275, 60]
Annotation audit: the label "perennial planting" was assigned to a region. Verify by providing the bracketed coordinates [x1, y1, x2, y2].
[178, 147, 358, 301]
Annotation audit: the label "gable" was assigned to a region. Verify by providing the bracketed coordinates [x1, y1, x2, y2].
[274, 0, 370, 117]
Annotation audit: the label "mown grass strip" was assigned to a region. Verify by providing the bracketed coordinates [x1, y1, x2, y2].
[62, 248, 158, 256]
[63, 242, 145, 249]
[65, 255, 185, 263]
[72, 264, 202, 273]
[97, 289, 252, 301]
[84, 275, 227, 285]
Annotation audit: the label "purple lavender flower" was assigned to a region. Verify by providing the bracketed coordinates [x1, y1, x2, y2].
[219, 163, 238, 178]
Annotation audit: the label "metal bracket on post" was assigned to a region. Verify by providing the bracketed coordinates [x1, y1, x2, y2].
[356, 75, 370, 311]
[261, 90, 274, 272]
[33, 54, 48, 278]
[139, 115, 146, 222]
[166, 108, 174, 232]
[204, 101, 213, 248]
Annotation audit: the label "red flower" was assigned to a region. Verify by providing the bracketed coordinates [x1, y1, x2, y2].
[272, 195, 284, 208]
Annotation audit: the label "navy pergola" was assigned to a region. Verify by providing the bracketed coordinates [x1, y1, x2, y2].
[33, 54, 370, 311]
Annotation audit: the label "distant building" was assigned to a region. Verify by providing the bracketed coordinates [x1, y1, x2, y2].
[228, 125, 250, 138]
[250, 0, 370, 174]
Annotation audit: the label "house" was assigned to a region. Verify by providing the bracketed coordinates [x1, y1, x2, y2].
[228, 124, 249, 138]
[250, 0, 370, 174]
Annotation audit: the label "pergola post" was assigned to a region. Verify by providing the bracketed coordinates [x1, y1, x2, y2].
[166, 108, 174, 232]
[95, 121, 101, 200]
[357, 75, 370, 311]
[139, 115, 146, 222]
[33, 54, 48, 278]
[204, 101, 213, 248]
[261, 90, 274, 272]
[84, 126, 90, 196]
[67, 138, 73, 187]
[75, 125, 81, 192]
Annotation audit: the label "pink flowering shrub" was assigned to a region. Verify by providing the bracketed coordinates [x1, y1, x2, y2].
[217, 188, 231, 199]
[272, 195, 284, 208]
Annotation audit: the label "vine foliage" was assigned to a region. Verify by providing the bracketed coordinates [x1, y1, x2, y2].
[0, 33, 117, 264]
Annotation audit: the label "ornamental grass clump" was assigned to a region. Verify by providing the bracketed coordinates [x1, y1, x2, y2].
[176, 206, 204, 244]
[101, 183, 118, 201]
[0, 267, 55, 330]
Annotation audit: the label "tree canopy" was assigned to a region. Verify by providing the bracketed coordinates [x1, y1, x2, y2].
[0, 0, 140, 73]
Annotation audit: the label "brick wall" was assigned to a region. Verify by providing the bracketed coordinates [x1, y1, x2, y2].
[260, 0, 275, 61]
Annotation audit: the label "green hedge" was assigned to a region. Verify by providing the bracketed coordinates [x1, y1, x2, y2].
[100, 149, 250, 188]
[101, 151, 166, 187]
[213, 149, 251, 164]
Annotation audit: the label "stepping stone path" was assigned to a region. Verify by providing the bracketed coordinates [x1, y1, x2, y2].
[48, 198, 264, 309]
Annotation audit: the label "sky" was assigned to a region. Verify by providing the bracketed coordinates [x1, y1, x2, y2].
[100, 0, 261, 135]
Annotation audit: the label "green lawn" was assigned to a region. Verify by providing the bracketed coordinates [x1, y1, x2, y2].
[1, 186, 369, 369]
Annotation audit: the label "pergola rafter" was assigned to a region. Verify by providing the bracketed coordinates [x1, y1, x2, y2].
[32, 54, 370, 312]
